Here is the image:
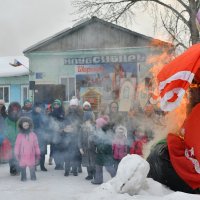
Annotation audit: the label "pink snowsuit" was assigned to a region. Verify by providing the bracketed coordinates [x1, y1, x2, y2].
[14, 132, 40, 167]
[112, 137, 128, 160]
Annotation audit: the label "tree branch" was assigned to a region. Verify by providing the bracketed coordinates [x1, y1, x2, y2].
[161, 14, 188, 49]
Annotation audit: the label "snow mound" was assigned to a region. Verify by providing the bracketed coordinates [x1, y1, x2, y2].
[110, 154, 150, 195]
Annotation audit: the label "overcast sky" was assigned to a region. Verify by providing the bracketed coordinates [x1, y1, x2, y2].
[0, 0, 160, 57]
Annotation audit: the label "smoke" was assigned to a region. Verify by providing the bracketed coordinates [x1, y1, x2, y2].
[142, 99, 187, 159]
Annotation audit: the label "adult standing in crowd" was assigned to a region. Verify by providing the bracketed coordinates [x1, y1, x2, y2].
[21, 99, 33, 118]
[92, 116, 116, 184]
[63, 97, 83, 176]
[108, 101, 124, 129]
[49, 99, 65, 170]
[5, 102, 22, 175]
[78, 111, 96, 180]
[32, 102, 48, 171]
[82, 101, 95, 122]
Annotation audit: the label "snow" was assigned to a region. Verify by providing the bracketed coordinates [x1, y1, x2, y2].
[111, 154, 150, 195]
[0, 56, 29, 77]
[0, 151, 199, 200]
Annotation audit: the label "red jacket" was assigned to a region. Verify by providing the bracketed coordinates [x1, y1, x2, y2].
[130, 136, 147, 156]
[0, 138, 12, 161]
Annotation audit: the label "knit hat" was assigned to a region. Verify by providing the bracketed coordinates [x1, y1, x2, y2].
[96, 117, 108, 129]
[83, 101, 91, 108]
[83, 111, 93, 122]
[69, 97, 79, 106]
[53, 99, 62, 107]
[115, 125, 127, 137]
[102, 115, 110, 123]
[24, 99, 32, 106]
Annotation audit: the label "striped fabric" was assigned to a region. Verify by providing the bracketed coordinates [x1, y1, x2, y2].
[157, 43, 200, 111]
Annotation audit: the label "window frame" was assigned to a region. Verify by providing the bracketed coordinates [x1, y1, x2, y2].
[0, 85, 10, 104]
[21, 85, 29, 105]
[59, 76, 76, 101]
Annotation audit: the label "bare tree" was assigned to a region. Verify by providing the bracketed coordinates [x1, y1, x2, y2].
[72, 0, 200, 49]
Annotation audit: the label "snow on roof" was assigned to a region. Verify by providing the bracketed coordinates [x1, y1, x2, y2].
[0, 56, 29, 77]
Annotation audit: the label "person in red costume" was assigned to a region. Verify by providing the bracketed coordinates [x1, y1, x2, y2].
[147, 103, 200, 194]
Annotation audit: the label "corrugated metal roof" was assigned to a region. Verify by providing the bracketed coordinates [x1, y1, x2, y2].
[23, 16, 169, 53]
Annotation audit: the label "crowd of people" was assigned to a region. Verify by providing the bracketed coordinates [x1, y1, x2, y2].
[0, 97, 156, 183]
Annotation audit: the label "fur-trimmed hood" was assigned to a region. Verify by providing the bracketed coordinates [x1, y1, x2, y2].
[8, 102, 21, 122]
[17, 116, 33, 133]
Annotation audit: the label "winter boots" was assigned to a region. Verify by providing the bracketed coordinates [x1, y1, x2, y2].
[54, 164, 64, 170]
[64, 171, 69, 176]
[9, 158, 20, 176]
[48, 157, 53, 165]
[78, 165, 82, 173]
[10, 166, 20, 176]
[85, 175, 93, 180]
[40, 166, 47, 171]
[85, 166, 95, 180]
[21, 167, 27, 181]
[40, 154, 47, 171]
[20, 167, 36, 181]
[30, 167, 36, 180]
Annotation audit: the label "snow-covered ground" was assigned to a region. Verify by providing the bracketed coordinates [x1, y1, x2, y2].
[0, 152, 199, 200]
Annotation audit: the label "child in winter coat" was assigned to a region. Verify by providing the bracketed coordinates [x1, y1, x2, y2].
[91, 116, 116, 185]
[78, 111, 96, 180]
[14, 117, 40, 181]
[82, 101, 95, 122]
[112, 125, 128, 173]
[130, 127, 147, 157]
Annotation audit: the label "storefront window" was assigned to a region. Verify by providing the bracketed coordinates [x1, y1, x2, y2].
[61, 77, 75, 101]
[0, 86, 10, 103]
[76, 63, 137, 102]
[21, 85, 29, 105]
